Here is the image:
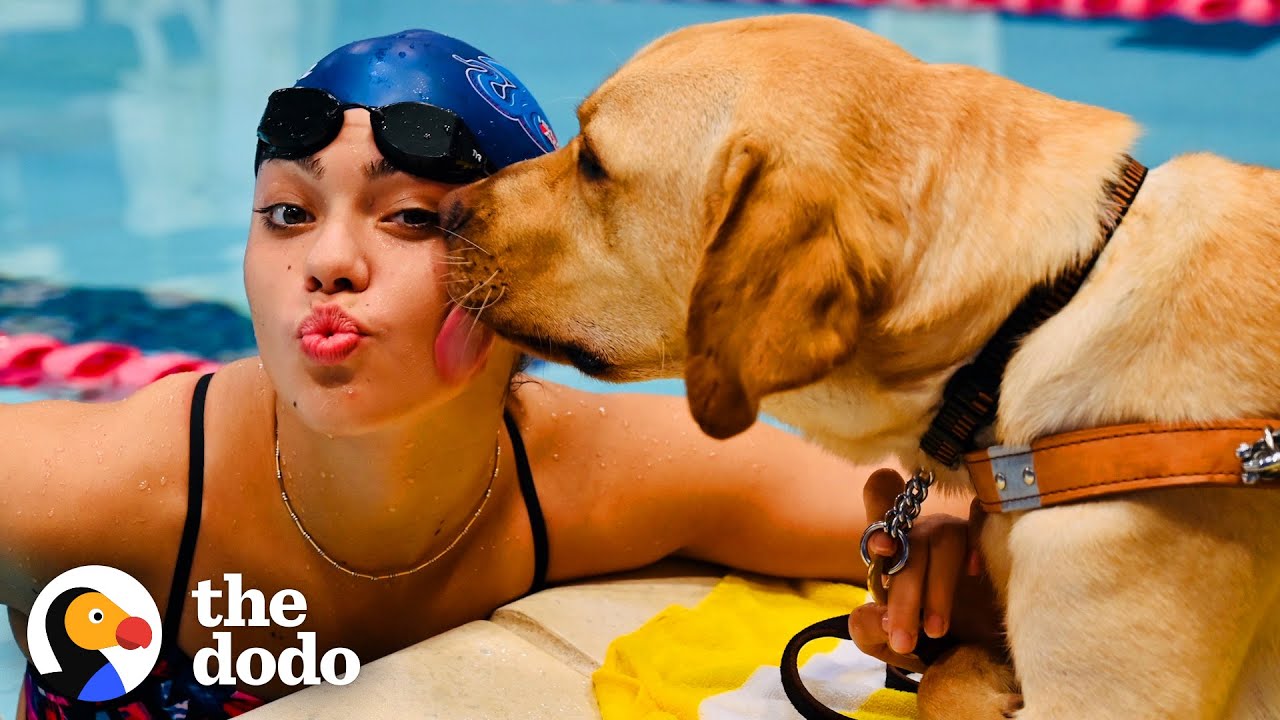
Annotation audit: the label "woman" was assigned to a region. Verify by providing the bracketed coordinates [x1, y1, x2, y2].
[1, 29, 979, 719]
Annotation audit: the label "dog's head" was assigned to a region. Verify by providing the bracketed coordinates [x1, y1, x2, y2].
[441, 15, 924, 434]
[440, 14, 1136, 443]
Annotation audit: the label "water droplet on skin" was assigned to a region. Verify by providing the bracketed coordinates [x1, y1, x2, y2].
[708, 451, 717, 458]
[47, 509, 54, 518]
[551, 453, 560, 461]
[565, 410, 573, 417]
[598, 462, 606, 469]
[550, 412, 558, 419]
[159, 476, 167, 486]
[598, 406, 607, 416]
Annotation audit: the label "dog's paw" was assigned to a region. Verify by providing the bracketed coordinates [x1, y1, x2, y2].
[917, 644, 1020, 720]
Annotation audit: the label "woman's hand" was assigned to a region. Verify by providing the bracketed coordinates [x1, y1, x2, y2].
[848, 468, 1004, 668]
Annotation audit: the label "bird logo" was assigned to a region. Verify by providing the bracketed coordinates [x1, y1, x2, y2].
[28, 566, 162, 702]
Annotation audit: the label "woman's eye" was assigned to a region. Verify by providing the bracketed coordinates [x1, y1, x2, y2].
[391, 209, 440, 228]
[255, 203, 313, 228]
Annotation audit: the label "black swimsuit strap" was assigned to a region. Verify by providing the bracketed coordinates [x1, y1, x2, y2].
[162, 372, 212, 648]
[504, 410, 548, 595]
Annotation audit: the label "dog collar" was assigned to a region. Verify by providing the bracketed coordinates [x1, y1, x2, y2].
[920, 154, 1149, 468]
[860, 155, 1148, 575]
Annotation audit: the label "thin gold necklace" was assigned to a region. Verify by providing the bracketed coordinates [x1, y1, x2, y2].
[274, 422, 500, 581]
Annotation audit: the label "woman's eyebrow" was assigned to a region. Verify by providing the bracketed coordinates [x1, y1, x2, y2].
[287, 156, 326, 179]
[364, 158, 403, 180]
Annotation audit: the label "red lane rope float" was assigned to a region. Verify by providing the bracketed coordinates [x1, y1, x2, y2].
[0, 333, 221, 400]
[712, 0, 1279, 24]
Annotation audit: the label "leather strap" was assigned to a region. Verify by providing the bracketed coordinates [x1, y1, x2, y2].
[779, 615, 952, 719]
[966, 419, 1280, 513]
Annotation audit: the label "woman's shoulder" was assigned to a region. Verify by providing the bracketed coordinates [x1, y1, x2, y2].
[506, 376, 717, 578]
[0, 368, 207, 494]
[510, 375, 694, 463]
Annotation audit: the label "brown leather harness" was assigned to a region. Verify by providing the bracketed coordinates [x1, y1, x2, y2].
[968, 420, 1280, 513]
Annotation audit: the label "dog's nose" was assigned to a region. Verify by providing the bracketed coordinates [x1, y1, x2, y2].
[437, 192, 474, 242]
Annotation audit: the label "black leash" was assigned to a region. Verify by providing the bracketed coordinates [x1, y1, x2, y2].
[779, 157, 1147, 719]
[781, 617, 953, 718]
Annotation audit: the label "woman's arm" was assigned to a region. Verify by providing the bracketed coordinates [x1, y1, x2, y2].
[0, 375, 192, 614]
[518, 379, 973, 584]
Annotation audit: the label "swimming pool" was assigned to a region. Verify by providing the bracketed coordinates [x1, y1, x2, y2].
[2, 0, 1277, 715]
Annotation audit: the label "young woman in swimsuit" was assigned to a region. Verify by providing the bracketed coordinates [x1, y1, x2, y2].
[1, 29, 981, 719]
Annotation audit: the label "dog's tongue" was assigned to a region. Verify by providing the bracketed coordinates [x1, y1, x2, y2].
[435, 304, 495, 383]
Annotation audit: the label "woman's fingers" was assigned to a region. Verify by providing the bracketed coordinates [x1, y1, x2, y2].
[863, 468, 905, 556]
[884, 535, 927, 655]
[967, 498, 987, 576]
[848, 603, 927, 673]
[922, 519, 966, 638]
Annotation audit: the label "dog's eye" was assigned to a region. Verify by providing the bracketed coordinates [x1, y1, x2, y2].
[578, 145, 608, 183]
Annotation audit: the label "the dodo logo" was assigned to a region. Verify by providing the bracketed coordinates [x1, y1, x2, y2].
[28, 566, 161, 702]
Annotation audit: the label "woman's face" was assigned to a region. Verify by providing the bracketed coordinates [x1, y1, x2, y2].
[245, 109, 508, 434]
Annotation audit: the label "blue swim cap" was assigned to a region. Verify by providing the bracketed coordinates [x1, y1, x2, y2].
[293, 29, 558, 169]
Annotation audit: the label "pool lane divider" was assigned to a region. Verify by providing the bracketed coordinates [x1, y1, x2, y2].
[0, 332, 221, 400]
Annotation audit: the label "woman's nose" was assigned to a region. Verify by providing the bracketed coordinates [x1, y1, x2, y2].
[305, 221, 370, 294]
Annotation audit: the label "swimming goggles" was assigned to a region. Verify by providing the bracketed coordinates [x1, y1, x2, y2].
[255, 87, 495, 183]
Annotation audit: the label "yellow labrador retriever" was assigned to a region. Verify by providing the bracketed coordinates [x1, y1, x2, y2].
[438, 13, 1280, 719]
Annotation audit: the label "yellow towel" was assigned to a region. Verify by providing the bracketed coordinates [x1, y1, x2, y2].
[593, 574, 918, 720]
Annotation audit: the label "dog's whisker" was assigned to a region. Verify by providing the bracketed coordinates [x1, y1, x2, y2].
[436, 224, 492, 257]
[491, 285, 506, 308]
[452, 270, 500, 306]
[466, 289, 493, 343]
[453, 284, 486, 306]
[478, 286, 506, 313]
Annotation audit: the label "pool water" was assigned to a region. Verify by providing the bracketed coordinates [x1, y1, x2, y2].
[2, 0, 1278, 715]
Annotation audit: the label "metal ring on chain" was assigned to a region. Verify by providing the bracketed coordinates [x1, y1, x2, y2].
[857, 467, 935, 575]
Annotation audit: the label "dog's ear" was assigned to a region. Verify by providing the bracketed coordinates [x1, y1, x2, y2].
[685, 135, 863, 439]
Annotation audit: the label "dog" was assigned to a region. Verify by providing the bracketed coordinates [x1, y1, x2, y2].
[438, 14, 1280, 719]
